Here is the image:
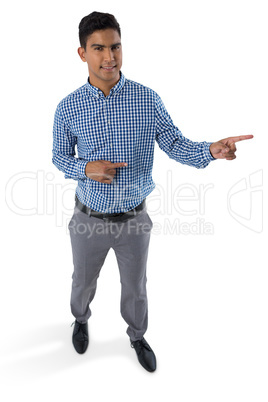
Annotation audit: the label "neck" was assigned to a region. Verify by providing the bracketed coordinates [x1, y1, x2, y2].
[89, 74, 120, 97]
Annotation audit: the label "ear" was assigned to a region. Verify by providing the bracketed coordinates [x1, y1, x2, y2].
[77, 47, 87, 62]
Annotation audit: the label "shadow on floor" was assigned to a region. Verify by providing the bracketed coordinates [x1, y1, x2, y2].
[0, 323, 134, 381]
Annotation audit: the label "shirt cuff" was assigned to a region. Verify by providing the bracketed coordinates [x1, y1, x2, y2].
[77, 160, 88, 179]
[204, 142, 216, 161]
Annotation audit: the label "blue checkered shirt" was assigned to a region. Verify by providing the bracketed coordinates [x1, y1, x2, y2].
[52, 72, 214, 213]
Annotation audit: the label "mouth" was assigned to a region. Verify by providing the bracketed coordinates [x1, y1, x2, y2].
[101, 65, 116, 71]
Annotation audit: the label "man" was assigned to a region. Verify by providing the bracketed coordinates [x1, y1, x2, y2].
[52, 11, 253, 373]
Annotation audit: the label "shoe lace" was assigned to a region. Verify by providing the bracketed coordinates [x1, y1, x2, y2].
[71, 320, 87, 335]
[131, 338, 151, 352]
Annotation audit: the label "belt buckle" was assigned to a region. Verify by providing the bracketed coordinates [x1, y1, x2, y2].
[103, 212, 124, 223]
[103, 213, 118, 223]
[103, 213, 110, 223]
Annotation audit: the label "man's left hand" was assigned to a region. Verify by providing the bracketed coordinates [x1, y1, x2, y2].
[210, 135, 254, 160]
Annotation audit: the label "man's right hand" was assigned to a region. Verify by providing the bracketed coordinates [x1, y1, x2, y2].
[85, 160, 128, 184]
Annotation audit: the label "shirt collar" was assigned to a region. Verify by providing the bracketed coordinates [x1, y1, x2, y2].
[86, 71, 126, 98]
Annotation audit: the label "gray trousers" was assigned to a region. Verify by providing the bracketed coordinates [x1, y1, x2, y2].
[68, 204, 153, 341]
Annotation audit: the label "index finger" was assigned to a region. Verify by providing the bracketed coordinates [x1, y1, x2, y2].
[228, 135, 254, 144]
[109, 162, 128, 168]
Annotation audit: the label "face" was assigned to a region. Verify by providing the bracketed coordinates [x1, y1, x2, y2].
[78, 29, 122, 92]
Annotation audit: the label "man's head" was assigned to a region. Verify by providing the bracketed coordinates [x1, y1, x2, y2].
[79, 11, 121, 50]
[78, 12, 122, 95]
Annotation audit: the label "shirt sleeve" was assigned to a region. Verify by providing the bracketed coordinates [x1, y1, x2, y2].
[155, 95, 215, 169]
[52, 104, 88, 180]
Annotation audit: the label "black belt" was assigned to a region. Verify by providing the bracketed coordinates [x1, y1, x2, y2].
[75, 196, 146, 222]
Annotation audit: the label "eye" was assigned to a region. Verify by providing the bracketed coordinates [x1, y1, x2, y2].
[94, 47, 103, 51]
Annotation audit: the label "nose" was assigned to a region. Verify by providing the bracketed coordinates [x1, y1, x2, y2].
[104, 48, 115, 63]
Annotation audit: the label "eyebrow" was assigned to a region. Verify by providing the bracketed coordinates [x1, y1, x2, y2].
[90, 42, 121, 48]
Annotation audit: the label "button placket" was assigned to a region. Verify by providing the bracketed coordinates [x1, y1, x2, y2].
[105, 97, 113, 151]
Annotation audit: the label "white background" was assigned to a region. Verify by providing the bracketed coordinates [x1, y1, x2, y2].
[1, 0, 267, 400]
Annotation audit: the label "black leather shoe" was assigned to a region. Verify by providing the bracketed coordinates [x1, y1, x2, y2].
[72, 320, 89, 354]
[131, 337, 157, 372]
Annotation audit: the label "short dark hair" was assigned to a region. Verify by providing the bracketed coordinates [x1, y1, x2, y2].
[79, 11, 121, 50]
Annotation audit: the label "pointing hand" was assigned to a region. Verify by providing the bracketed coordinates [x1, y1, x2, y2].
[85, 160, 127, 184]
[209, 135, 254, 160]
